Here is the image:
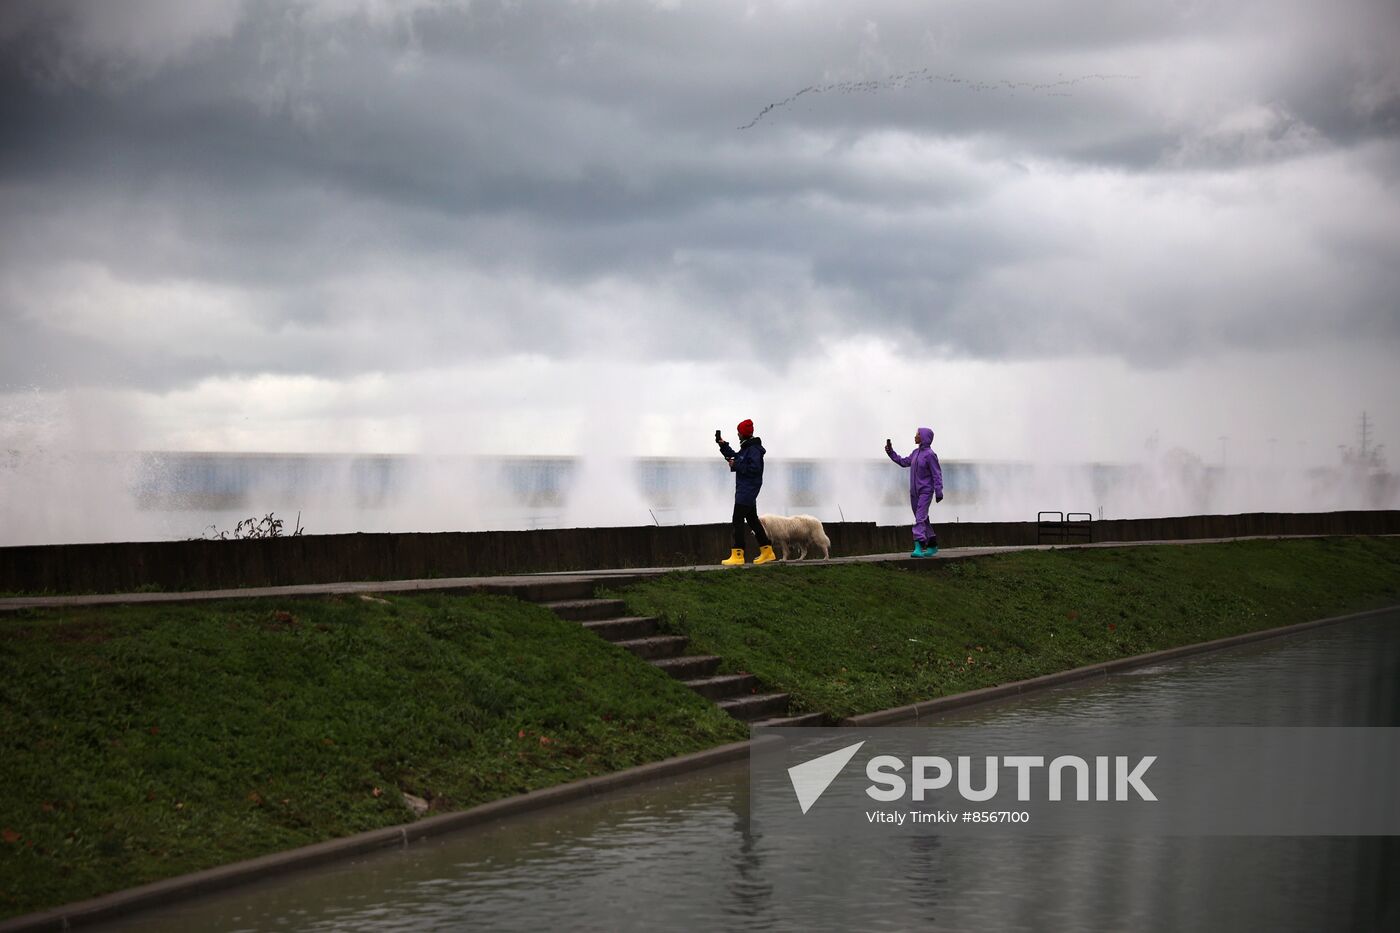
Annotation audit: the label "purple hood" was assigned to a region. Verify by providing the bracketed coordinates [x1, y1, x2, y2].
[917, 427, 934, 448]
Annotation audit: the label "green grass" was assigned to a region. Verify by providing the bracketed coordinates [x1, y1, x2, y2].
[607, 537, 1400, 718]
[0, 593, 746, 919]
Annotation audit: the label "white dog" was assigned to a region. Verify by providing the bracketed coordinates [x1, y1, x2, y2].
[758, 514, 831, 561]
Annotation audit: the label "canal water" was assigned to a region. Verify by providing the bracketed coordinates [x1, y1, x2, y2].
[101, 612, 1400, 932]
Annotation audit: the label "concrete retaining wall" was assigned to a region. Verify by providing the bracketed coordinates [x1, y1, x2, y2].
[2, 511, 1397, 595]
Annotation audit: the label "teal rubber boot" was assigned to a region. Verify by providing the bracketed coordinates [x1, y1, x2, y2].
[925, 543, 939, 556]
[910, 542, 927, 558]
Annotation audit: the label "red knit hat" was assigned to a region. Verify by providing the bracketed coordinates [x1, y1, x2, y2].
[737, 419, 754, 438]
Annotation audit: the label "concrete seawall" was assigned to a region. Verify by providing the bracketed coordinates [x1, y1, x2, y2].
[2, 510, 1397, 595]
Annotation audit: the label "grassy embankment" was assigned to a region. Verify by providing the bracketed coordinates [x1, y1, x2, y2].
[0, 593, 746, 920]
[2, 536, 1398, 919]
[607, 537, 1400, 717]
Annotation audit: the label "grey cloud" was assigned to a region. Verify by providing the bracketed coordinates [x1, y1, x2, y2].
[0, 0, 244, 91]
[0, 315, 225, 392]
[1, 0, 1398, 391]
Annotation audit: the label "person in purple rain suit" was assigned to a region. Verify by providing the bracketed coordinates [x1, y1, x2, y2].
[885, 427, 944, 558]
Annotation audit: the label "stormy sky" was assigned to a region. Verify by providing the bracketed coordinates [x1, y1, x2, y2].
[1, 0, 1397, 465]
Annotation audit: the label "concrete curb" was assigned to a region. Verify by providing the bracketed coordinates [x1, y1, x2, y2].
[841, 603, 1400, 726]
[4, 603, 1395, 931]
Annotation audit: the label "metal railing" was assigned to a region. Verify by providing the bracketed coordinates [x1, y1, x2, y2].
[1037, 511, 1094, 545]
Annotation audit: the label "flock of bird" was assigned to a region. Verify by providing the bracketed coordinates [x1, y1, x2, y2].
[737, 68, 1139, 130]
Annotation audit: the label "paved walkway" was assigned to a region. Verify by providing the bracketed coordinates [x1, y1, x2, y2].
[0, 535, 1323, 613]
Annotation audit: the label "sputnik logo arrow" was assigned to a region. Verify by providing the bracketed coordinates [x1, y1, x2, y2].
[787, 741, 865, 814]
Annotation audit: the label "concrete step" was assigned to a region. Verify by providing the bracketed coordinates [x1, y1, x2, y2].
[718, 692, 791, 722]
[544, 598, 628, 621]
[683, 673, 760, 701]
[751, 712, 827, 728]
[488, 579, 599, 603]
[651, 655, 722, 680]
[582, 616, 659, 642]
[615, 634, 690, 660]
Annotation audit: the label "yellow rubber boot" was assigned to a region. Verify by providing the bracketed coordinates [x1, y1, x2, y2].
[753, 544, 778, 565]
[721, 548, 746, 566]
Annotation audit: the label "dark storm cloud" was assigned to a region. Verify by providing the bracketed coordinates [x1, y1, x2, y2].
[1, 0, 1397, 390]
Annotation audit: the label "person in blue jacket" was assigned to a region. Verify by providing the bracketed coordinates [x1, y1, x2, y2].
[885, 427, 944, 557]
[716, 419, 778, 566]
